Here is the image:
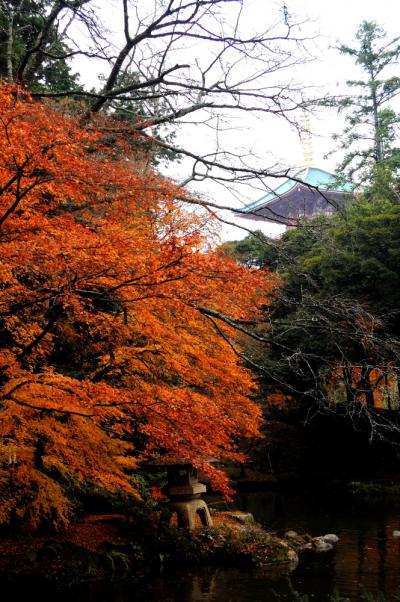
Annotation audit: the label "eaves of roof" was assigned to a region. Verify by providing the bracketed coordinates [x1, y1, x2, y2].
[243, 167, 353, 213]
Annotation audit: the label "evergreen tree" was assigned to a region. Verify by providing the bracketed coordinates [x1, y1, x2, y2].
[0, 0, 82, 92]
[333, 21, 400, 195]
[224, 200, 400, 443]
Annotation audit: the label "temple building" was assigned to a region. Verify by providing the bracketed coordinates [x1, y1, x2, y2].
[241, 166, 353, 226]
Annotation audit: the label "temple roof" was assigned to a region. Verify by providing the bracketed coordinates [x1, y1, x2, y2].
[244, 167, 353, 213]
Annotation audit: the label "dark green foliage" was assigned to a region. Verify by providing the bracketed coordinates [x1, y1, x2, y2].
[225, 197, 400, 446]
[0, 0, 82, 93]
[331, 21, 400, 193]
[302, 200, 400, 316]
[231, 198, 400, 325]
[107, 71, 180, 166]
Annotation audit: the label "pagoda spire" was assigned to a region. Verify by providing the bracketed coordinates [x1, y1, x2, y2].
[301, 112, 314, 168]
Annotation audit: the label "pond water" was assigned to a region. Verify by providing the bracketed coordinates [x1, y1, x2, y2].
[123, 491, 400, 601]
[235, 490, 400, 601]
[7, 491, 400, 601]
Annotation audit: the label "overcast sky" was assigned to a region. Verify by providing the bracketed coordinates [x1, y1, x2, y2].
[73, 1, 400, 240]
[218, 0, 400, 239]
[224, 0, 400, 175]
[281, 0, 400, 166]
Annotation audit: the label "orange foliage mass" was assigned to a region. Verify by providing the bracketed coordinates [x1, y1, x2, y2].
[0, 85, 279, 529]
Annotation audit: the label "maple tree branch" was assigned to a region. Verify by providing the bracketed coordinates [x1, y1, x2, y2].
[0, 380, 32, 400]
[204, 312, 304, 395]
[0, 172, 20, 199]
[90, 255, 188, 299]
[196, 306, 270, 341]
[16, 309, 61, 361]
[6, 395, 96, 418]
[0, 174, 54, 229]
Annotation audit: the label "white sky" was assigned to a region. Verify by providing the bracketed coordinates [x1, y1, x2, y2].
[215, 0, 400, 240]
[279, 0, 400, 167]
[72, 0, 400, 241]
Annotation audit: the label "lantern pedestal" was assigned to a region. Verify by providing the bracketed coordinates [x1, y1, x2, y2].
[169, 498, 213, 529]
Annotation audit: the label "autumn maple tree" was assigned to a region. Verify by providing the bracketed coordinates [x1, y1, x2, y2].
[0, 84, 279, 529]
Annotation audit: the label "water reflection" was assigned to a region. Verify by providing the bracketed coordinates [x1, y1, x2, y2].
[236, 491, 400, 601]
[69, 493, 400, 601]
[4, 492, 400, 601]
[118, 568, 312, 602]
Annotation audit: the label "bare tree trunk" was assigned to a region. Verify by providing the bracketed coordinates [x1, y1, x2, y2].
[17, 1, 64, 83]
[5, 9, 14, 79]
[384, 373, 393, 411]
[4, 0, 24, 79]
[17, 0, 90, 84]
[360, 366, 375, 408]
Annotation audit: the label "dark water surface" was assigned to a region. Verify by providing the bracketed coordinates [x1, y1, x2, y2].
[124, 491, 400, 601]
[236, 491, 400, 601]
[7, 491, 400, 601]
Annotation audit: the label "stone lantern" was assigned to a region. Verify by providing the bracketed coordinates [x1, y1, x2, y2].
[165, 463, 213, 529]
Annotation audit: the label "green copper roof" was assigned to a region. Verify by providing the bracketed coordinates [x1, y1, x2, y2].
[244, 167, 353, 212]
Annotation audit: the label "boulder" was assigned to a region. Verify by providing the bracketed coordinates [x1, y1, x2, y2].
[226, 512, 255, 526]
[323, 533, 339, 544]
[284, 530, 298, 539]
[312, 537, 334, 553]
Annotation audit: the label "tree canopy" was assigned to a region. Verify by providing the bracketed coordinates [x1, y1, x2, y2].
[0, 84, 279, 529]
[332, 21, 400, 194]
[224, 198, 400, 445]
[0, 0, 83, 92]
[0, 0, 312, 201]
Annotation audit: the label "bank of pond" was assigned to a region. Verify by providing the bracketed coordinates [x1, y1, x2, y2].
[2, 486, 400, 601]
